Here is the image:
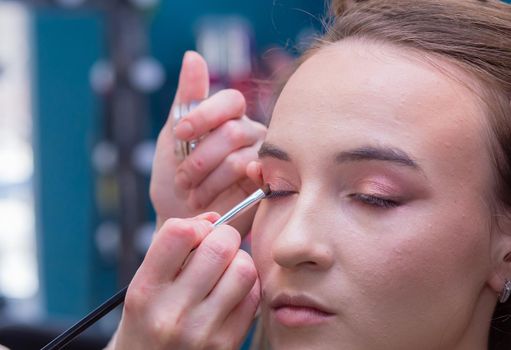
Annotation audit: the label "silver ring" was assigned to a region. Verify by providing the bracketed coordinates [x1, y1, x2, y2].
[172, 100, 202, 161]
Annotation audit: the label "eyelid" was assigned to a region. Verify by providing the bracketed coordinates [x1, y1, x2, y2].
[355, 179, 399, 197]
[350, 193, 400, 208]
[261, 168, 296, 192]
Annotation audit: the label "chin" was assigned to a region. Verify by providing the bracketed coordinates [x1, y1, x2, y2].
[262, 313, 342, 350]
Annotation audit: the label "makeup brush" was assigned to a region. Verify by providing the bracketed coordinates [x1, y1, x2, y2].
[40, 185, 271, 350]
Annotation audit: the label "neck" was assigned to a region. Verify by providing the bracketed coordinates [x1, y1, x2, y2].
[450, 286, 497, 350]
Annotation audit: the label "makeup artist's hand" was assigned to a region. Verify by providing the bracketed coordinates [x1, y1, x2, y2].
[112, 213, 261, 350]
[150, 51, 266, 234]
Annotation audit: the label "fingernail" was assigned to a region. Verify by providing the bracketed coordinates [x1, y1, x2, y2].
[182, 50, 192, 64]
[175, 171, 191, 190]
[174, 120, 194, 139]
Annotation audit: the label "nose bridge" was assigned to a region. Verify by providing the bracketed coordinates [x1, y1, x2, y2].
[271, 190, 334, 270]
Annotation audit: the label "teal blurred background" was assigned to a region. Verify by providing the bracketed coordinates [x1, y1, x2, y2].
[0, 0, 325, 348]
[34, 0, 324, 318]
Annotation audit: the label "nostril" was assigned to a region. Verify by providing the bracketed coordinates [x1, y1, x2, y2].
[272, 241, 334, 270]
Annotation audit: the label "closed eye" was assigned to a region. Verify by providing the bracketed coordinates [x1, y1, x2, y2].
[265, 190, 296, 200]
[350, 193, 400, 209]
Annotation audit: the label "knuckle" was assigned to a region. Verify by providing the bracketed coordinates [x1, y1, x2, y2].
[225, 153, 245, 176]
[148, 314, 181, 345]
[123, 286, 147, 316]
[206, 241, 234, 262]
[188, 154, 206, 173]
[223, 89, 246, 113]
[186, 192, 204, 211]
[233, 256, 257, 285]
[161, 218, 196, 243]
[190, 108, 207, 128]
[160, 218, 212, 249]
[223, 120, 245, 148]
[187, 189, 206, 211]
[223, 225, 242, 245]
[160, 217, 180, 231]
[252, 120, 268, 137]
[202, 237, 236, 264]
[236, 248, 256, 266]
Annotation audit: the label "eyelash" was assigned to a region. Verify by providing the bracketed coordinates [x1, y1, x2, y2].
[265, 190, 296, 200]
[265, 189, 399, 209]
[349, 193, 400, 209]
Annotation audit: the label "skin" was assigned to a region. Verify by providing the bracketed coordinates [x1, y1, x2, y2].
[110, 52, 265, 350]
[150, 51, 266, 232]
[111, 42, 511, 349]
[250, 39, 511, 350]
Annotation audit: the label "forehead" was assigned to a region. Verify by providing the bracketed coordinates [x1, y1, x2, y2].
[267, 40, 489, 171]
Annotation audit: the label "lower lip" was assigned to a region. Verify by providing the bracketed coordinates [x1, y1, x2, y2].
[272, 306, 335, 327]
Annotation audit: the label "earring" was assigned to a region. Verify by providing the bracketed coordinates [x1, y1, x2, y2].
[499, 280, 511, 303]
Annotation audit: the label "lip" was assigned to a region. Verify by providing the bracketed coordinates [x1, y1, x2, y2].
[270, 293, 336, 327]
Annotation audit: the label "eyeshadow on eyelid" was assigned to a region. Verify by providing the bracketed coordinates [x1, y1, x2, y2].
[356, 179, 400, 195]
[267, 180, 295, 192]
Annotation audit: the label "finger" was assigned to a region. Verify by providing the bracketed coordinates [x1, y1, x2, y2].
[175, 117, 264, 190]
[195, 211, 222, 223]
[176, 212, 220, 271]
[246, 160, 264, 188]
[172, 51, 209, 110]
[199, 250, 258, 325]
[135, 217, 214, 285]
[174, 89, 246, 141]
[187, 145, 260, 210]
[174, 224, 241, 302]
[217, 277, 261, 348]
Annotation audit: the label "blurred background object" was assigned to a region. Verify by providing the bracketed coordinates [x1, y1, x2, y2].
[0, 0, 326, 348]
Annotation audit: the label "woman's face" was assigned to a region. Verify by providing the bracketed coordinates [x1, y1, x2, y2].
[251, 41, 498, 350]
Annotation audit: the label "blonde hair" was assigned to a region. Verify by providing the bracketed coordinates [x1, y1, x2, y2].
[255, 1, 511, 349]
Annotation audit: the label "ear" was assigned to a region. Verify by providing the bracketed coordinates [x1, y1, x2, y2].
[487, 214, 511, 295]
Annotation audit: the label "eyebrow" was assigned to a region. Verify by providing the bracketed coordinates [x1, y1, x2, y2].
[258, 142, 291, 161]
[335, 145, 420, 169]
[258, 142, 421, 170]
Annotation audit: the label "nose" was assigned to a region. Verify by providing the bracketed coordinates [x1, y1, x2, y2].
[271, 203, 334, 271]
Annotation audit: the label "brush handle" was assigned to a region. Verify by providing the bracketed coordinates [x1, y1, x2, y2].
[40, 286, 127, 350]
[212, 188, 266, 227]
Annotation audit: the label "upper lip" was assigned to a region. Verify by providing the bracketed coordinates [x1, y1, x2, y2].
[270, 293, 336, 314]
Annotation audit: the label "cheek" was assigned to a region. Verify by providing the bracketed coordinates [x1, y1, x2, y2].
[345, 202, 492, 307]
[251, 202, 289, 277]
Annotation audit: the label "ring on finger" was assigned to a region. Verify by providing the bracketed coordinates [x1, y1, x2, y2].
[172, 100, 204, 161]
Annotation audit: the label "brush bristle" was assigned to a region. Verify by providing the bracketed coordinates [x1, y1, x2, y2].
[262, 183, 272, 196]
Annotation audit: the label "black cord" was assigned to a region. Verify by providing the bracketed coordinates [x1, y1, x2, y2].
[40, 286, 128, 350]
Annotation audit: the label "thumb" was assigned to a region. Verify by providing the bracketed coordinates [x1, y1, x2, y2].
[173, 50, 210, 108]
